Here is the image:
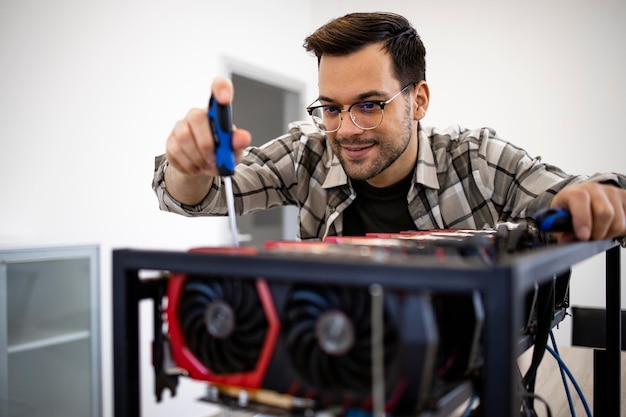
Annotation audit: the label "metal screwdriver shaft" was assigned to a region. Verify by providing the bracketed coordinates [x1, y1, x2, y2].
[223, 176, 239, 247]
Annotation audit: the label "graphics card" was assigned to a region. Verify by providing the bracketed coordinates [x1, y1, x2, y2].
[161, 240, 490, 416]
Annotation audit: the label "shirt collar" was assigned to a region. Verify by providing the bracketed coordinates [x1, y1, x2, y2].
[323, 154, 349, 189]
[415, 125, 440, 190]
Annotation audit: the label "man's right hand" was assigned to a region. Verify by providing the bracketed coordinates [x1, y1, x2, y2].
[164, 76, 252, 205]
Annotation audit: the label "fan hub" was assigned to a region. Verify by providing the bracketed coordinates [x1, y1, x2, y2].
[204, 300, 235, 339]
[315, 309, 355, 355]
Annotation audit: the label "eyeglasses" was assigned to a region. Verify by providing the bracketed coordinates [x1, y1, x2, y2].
[306, 83, 415, 133]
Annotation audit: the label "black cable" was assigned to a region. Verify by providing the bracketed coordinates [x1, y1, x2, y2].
[522, 277, 557, 409]
[520, 392, 553, 417]
[517, 359, 535, 417]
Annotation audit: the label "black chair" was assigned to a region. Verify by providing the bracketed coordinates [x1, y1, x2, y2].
[570, 306, 625, 350]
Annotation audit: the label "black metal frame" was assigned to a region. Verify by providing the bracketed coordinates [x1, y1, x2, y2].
[112, 240, 622, 417]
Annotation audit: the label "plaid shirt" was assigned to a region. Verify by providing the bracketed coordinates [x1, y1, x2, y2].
[153, 121, 624, 240]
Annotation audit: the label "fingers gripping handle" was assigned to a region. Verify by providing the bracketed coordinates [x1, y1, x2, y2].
[208, 95, 235, 176]
[534, 208, 573, 232]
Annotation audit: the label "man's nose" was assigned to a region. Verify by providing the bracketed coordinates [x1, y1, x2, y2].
[336, 110, 363, 135]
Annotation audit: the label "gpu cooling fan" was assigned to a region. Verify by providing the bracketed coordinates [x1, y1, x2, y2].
[283, 284, 400, 395]
[180, 276, 265, 372]
[167, 268, 279, 388]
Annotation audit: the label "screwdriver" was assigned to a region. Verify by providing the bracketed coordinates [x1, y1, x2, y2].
[534, 207, 573, 233]
[208, 95, 239, 247]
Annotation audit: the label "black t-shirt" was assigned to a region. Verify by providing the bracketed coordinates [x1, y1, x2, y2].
[342, 172, 416, 236]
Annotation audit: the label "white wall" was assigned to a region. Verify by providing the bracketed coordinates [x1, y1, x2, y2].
[1, 1, 624, 417]
[0, 1, 315, 416]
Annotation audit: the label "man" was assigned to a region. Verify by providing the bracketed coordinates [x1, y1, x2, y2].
[153, 12, 626, 243]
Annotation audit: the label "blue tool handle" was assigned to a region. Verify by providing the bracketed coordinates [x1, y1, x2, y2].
[208, 95, 235, 176]
[534, 207, 573, 232]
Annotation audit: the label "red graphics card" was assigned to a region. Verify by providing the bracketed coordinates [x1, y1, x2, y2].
[163, 243, 486, 415]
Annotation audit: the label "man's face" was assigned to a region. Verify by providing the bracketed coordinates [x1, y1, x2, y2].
[317, 43, 419, 187]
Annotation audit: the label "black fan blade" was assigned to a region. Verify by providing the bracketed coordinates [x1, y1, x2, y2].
[285, 319, 316, 351]
[291, 288, 334, 309]
[183, 281, 221, 300]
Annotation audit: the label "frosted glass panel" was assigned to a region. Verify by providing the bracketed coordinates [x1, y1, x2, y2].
[0, 245, 99, 417]
[7, 259, 90, 348]
[8, 338, 92, 417]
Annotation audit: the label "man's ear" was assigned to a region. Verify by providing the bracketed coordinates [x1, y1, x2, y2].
[413, 81, 430, 120]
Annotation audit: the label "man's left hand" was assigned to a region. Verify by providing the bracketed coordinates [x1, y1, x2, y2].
[551, 182, 626, 242]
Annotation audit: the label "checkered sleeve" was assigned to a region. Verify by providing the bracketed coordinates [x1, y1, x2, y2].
[152, 121, 332, 225]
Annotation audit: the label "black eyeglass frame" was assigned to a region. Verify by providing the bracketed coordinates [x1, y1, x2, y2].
[306, 82, 416, 133]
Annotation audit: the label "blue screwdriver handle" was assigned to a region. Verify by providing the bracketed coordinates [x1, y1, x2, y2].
[208, 95, 235, 176]
[534, 207, 573, 232]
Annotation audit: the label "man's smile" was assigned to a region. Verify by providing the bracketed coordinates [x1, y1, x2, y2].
[336, 139, 378, 159]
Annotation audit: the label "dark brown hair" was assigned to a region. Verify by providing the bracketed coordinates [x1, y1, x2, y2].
[303, 12, 426, 84]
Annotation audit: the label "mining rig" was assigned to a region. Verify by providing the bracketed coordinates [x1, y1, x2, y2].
[112, 224, 622, 417]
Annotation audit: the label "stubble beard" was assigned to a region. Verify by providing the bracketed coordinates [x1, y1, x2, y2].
[332, 105, 414, 181]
